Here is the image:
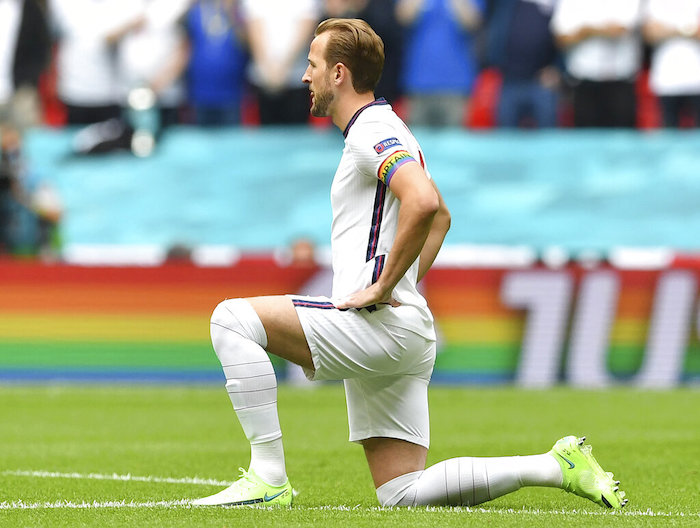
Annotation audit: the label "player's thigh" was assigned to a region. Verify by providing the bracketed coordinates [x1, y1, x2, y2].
[345, 370, 432, 449]
[358, 376, 431, 487]
[246, 295, 313, 370]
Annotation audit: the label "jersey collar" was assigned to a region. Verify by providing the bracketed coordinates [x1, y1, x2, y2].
[343, 97, 389, 138]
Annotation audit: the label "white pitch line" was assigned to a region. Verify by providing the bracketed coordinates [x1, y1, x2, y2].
[0, 500, 698, 518]
[1, 470, 698, 518]
[0, 499, 192, 510]
[2, 469, 231, 487]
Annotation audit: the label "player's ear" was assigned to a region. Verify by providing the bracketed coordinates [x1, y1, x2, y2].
[333, 63, 346, 85]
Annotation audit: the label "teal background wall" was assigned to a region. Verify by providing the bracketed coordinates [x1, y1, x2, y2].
[24, 127, 700, 252]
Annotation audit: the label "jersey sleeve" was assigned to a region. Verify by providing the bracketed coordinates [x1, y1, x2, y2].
[550, 0, 579, 36]
[347, 123, 419, 186]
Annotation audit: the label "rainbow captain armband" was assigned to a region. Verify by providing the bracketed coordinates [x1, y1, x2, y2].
[377, 150, 416, 185]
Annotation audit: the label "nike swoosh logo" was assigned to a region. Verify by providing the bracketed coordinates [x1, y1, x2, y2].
[264, 490, 287, 502]
[557, 453, 575, 469]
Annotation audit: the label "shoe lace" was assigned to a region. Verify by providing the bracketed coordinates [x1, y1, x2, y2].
[230, 467, 254, 490]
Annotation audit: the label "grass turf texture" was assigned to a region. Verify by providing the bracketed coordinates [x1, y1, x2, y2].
[1, 385, 698, 527]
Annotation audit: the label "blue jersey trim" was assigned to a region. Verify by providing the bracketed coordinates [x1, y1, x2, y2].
[291, 299, 337, 309]
[372, 254, 386, 284]
[366, 180, 387, 262]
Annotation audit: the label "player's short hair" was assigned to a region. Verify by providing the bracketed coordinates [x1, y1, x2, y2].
[315, 18, 385, 94]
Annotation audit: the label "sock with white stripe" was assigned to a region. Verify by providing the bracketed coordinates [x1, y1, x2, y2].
[376, 454, 562, 507]
[210, 298, 287, 487]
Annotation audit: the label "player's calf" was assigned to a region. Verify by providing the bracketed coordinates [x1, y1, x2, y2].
[208, 298, 288, 489]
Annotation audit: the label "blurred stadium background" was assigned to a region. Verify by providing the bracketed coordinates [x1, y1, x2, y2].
[1, 125, 699, 388]
[2, 0, 700, 390]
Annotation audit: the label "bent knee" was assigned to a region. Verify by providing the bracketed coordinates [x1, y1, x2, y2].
[210, 299, 235, 327]
[376, 470, 422, 507]
[210, 298, 267, 348]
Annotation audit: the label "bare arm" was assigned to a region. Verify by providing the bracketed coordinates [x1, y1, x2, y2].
[246, 15, 316, 92]
[286, 17, 318, 68]
[449, 0, 482, 32]
[555, 23, 629, 48]
[643, 19, 700, 44]
[225, 0, 248, 47]
[105, 15, 145, 45]
[643, 20, 674, 43]
[396, 0, 426, 26]
[244, 17, 269, 72]
[336, 162, 439, 309]
[417, 180, 450, 283]
[150, 36, 191, 95]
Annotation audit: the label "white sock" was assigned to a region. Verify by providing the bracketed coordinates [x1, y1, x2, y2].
[377, 454, 562, 507]
[249, 439, 286, 487]
[210, 299, 287, 486]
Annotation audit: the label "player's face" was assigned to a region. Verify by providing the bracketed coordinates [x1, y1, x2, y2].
[302, 34, 335, 117]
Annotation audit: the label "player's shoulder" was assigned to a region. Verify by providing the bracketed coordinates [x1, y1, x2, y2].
[346, 106, 411, 152]
[345, 104, 424, 182]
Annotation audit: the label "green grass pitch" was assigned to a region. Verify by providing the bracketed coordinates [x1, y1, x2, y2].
[1, 384, 699, 527]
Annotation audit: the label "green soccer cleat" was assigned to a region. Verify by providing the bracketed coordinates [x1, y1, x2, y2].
[191, 468, 293, 507]
[549, 435, 628, 509]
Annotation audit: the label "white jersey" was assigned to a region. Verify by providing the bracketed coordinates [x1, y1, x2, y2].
[645, 0, 700, 96]
[330, 98, 434, 338]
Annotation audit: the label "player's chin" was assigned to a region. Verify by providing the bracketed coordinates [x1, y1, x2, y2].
[310, 104, 328, 118]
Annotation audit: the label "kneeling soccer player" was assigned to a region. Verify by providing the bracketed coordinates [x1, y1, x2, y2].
[192, 18, 628, 510]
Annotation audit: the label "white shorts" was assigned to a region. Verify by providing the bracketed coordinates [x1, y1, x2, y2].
[289, 295, 436, 448]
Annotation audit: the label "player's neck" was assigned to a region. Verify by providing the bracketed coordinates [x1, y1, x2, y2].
[332, 92, 377, 132]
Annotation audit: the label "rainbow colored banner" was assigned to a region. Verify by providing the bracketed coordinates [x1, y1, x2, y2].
[0, 259, 315, 382]
[1, 259, 698, 385]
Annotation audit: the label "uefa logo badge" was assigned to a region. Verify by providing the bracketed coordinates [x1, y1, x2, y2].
[373, 137, 401, 154]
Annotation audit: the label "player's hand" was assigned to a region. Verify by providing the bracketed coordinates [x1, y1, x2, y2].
[335, 283, 400, 310]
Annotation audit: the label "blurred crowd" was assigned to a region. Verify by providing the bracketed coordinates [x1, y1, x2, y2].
[1, 0, 700, 134]
[2, 0, 700, 256]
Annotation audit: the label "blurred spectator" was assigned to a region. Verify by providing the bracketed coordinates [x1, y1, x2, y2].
[241, 0, 320, 125]
[70, 0, 190, 157]
[323, 0, 350, 17]
[397, 0, 484, 127]
[165, 243, 193, 262]
[0, 123, 62, 258]
[356, 0, 404, 105]
[116, 0, 191, 129]
[49, 0, 135, 125]
[186, 0, 248, 127]
[551, 0, 643, 128]
[0, 124, 21, 252]
[323, 0, 404, 105]
[486, 0, 560, 128]
[643, 0, 700, 128]
[0, 0, 51, 130]
[289, 236, 317, 267]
